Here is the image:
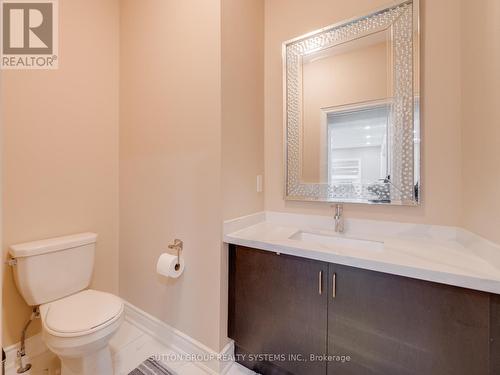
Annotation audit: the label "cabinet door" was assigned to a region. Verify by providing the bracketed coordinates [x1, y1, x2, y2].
[327, 263, 490, 375]
[229, 245, 328, 375]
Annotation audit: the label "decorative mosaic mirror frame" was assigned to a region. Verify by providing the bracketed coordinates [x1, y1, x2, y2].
[283, 0, 420, 205]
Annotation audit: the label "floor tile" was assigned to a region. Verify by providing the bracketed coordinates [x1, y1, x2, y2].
[225, 362, 257, 375]
[14, 323, 251, 375]
[175, 362, 210, 375]
[113, 334, 184, 375]
[109, 320, 145, 355]
[6, 350, 60, 375]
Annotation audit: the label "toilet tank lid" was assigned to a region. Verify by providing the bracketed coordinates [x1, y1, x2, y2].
[9, 233, 97, 258]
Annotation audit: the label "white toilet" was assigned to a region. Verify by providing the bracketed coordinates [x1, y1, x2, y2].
[9, 233, 124, 375]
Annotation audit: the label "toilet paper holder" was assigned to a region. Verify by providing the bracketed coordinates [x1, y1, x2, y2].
[168, 239, 183, 271]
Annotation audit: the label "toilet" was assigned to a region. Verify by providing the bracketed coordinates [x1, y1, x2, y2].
[9, 233, 124, 375]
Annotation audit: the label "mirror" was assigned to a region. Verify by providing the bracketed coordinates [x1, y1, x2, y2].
[284, 0, 420, 205]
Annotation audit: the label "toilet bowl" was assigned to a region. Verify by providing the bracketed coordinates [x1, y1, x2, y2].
[40, 290, 124, 375]
[9, 233, 124, 375]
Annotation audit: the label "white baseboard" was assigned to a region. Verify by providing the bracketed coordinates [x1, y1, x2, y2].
[4, 301, 235, 375]
[123, 301, 234, 375]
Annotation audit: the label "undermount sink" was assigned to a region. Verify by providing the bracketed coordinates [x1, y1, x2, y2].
[289, 231, 384, 251]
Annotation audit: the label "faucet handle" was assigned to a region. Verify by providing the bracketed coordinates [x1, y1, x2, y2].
[332, 204, 344, 233]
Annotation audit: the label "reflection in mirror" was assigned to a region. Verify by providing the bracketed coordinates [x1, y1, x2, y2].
[327, 103, 389, 185]
[284, 0, 419, 205]
[301, 30, 392, 185]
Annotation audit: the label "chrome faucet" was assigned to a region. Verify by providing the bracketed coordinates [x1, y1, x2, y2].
[333, 204, 344, 233]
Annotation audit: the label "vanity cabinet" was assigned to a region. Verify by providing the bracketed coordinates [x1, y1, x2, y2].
[228, 246, 328, 375]
[327, 263, 489, 375]
[229, 245, 498, 375]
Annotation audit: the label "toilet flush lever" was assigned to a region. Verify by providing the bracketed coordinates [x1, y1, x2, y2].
[168, 239, 183, 269]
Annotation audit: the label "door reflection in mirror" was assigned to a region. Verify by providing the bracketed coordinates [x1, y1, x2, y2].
[325, 102, 390, 186]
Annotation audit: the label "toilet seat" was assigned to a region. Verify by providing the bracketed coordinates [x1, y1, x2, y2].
[40, 289, 124, 338]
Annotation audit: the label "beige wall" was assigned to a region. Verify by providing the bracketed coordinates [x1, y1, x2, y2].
[119, 0, 225, 351]
[265, 0, 463, 225]
[120, 0, 264, 352]
[1, 0, 264, 352]
[302, 41, 389, 182]
[222, 0, 265, 220]
[220, 0, 264, 349]
[3, 0, 498, 355]
[461, 0, 500, 244]
[1, 0, 120, 346]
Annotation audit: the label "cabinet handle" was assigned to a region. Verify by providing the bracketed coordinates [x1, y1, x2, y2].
[332, 273, 336, 299]
[319, 271, 323, 295]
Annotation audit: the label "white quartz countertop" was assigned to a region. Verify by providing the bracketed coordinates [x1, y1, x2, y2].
[223, 212, 500, 294]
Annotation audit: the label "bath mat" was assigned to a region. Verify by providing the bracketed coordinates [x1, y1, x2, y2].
[128, 356, 174, 375]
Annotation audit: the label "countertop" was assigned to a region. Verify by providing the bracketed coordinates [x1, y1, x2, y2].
[223, 212, 500, 294]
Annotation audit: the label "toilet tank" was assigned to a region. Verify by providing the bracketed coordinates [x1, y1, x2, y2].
[9, 233, 97, 306]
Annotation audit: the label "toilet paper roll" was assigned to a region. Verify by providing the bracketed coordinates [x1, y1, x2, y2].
[156, 253, 185, 279]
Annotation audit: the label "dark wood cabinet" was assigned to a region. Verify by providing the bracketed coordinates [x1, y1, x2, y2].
[229, 246, 328, 375]
[327, 263, 490, 375]
[228, 245, 499, 375]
